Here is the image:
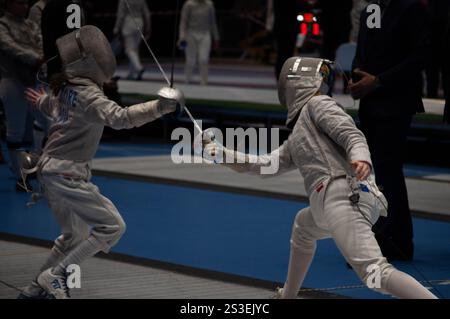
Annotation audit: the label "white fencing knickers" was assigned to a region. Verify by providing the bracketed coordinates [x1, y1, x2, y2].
[185, 32, 212, 85]
[283, 177, 437, 299]
[124, 31, 143, 76]
[39, 157, 126, 258]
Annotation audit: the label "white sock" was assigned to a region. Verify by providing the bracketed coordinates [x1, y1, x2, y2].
[282, 246, 315, 299]
[40, 247, 66, 272]
[53, 237, 102, 276]
[386, 270, 438, 299]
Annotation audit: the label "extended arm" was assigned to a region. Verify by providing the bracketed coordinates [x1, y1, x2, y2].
[204, 139, 295, 177]
[84, 86, 182, 130]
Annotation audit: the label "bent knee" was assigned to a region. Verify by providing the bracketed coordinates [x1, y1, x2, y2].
[94, 215, 126, 246]
[290, 212, 317, 254]
[107, 215, 126, 240]
[116, 216, 127, 238]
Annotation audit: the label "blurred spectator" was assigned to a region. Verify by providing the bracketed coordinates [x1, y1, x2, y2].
[444, 8, 450, 123]
[266, 0, 274, 32]
[0, 0, 4, 164]
[272, 0, 300, 79]
[29, 0, 51, 150]
[114, 0, 151, 81]
[28, 0, 48, 33]
[0, 0, 43, 190]
[350, 0, 370, 42]
[425, 0, 450, 98]
[179, 0, 219, 86]
[319, 0, 353, 60]
[41, 0, 85, 81]
[350, 0, 431, 260]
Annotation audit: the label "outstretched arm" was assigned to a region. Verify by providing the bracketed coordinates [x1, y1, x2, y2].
[83, 86, 183, 130]
[204, 139, 295, 177]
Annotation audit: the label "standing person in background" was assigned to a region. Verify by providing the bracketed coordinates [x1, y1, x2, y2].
[265, 0, 274, 33]
[0, 0, 43, 191]
[350, 0, 370, 42]
[114, 0, 151, 81]
[178, 0, 219, 86]
[0, 0, 4, 164]
[444, 7, 450, 124]
[426, 0, 450, 98]
[28, 0, 48, 33]
[319, 0, 353, 60]
[350, 0, 431, 261]
[29, 0, 51, 153]
[272, 0, 300, 79]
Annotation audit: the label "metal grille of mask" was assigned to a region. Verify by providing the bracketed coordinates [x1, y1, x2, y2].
[56, 25, 117, 81]
[278, 57, 324, 107]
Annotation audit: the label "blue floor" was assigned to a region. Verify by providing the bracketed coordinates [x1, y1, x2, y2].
[96, 142, 173, 158]
[1, 163, 449, 299]
[2, 141, 450, 178]
[96, 142, 450, 178]
[1, 142, 449, 298]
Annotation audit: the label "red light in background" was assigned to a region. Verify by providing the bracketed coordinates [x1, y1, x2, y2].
[304, 13, 314, 23]
[301, 23, 308, 35]
[312, 23, 320, 36]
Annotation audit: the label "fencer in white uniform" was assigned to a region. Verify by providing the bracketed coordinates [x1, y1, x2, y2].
[203, 57, 437, 299]
[19, 25, 185, 299]
[179, 0, 219, 85]
[114, 0, 151, 80]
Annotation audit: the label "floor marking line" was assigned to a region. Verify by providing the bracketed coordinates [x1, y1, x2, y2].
[0, 279, 23, 293]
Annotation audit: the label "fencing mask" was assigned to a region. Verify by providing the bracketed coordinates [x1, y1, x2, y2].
[278, 57, 334, 128]
[56, 25, 116, 85]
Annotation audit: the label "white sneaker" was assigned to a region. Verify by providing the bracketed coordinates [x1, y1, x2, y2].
[37, 268, 70, 299]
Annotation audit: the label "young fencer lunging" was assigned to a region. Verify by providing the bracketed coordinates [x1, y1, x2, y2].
[202, 57, 437, 299]
[20, 25, 185, 299]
